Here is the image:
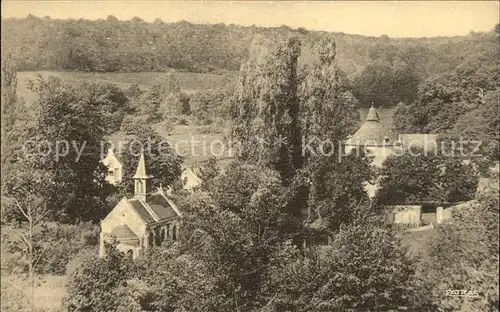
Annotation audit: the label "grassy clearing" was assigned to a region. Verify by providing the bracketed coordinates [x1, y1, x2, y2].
[1, 273, 67, 312]
[16, 71, 237, 105]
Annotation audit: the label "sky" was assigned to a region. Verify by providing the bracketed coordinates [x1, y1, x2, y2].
[2, 1, 499, 38]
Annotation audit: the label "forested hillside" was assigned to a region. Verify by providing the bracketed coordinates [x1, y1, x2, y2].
[2, 15, 497, 104]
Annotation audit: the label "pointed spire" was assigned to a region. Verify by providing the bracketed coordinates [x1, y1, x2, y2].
[133, 150, 150, 179]
[365, 104, 379, 122]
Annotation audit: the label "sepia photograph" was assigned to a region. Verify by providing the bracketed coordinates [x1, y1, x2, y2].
[0, 1, 499, 311]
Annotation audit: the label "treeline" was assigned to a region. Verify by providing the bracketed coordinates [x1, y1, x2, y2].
[394, 26, 499, 160]
[2, 15, 498, 106]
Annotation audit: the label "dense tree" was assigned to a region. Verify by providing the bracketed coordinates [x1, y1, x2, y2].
[352, 59, 420, 108]
[232, 37, 309, 247]
[78, 82, 130, 135]
[198, 156, 221, 190]
[394, 40, 499, 135]
[376, 153, 479, 205]
[424, 188, 499, 311]
[262, 207, 435, 312]
[116, 124, 182, 197]
[6, 76, 113, 222]
[64, 240, 136, 311]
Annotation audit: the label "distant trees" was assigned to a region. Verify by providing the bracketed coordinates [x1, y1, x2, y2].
[394, 34, 499, 135]
[352, 59, 420, 107]
[2, 16, 498, 81]
[130, 70, 190, 121]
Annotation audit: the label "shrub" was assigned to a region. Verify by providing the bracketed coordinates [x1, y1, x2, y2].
[261, 211, 436, 311]
[120, 115, 151, 135]
[2, 222, 100, 276]
[64, 241, 132, 311]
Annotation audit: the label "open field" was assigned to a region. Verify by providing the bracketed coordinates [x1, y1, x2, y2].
[1, 273, 67, 312]
[16, 71, 238, 105]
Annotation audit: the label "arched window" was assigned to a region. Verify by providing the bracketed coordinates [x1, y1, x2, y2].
[148, 232, 154, 247]
[154, 227, 161, 246]
[127, 249, 133, 259]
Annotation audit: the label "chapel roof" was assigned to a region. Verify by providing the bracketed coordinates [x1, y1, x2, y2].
[127, 190, 181, 224]
[347, 105, 394, 145]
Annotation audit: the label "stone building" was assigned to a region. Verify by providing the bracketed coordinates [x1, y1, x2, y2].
[345, 105, 399, 197]
[99, 151, 182, 259]
[345, 105, 439, 198]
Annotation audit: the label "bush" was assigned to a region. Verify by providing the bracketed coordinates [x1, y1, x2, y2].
[2, 222, 100, 276]
[64, 241, 136, 312]
[120, 115, 150, 135]
[262, 212, 436, 311]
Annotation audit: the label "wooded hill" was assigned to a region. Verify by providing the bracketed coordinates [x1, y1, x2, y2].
[2, 15, 496, 79]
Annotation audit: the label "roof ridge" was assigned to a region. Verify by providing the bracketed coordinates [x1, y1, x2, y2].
[158, 189, 182, 217]
[136, 197, 160, 222]
[124, 198, 150, 224]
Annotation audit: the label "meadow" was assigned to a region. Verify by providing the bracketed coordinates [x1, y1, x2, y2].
[16, 71, 238, 105]
[16, 71, 396, 167]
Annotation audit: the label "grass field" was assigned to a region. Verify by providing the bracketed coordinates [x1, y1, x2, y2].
[16, 71, 238, 105]
[1, 273, 67, 312]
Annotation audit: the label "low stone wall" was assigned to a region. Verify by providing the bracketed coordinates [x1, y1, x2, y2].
[388, 205, 422, 227]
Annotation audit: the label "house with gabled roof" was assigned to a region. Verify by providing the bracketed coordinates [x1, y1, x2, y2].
[101, 147, 123, 185]
[181, 166, 202, 190]
[99, 151, 182, 259]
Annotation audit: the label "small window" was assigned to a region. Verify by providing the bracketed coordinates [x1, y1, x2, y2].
[127, 250, 133, 259]
[161, 229, 165, 241]
[183, 177, 188, 186]
[172, 225, 177, 241]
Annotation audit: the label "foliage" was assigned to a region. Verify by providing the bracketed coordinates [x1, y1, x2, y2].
[79, 82, 131, 135]
[376, 153, 479, 205]
[307, 150, 374, 232]
[2, 222, 99, 275]
[353, 59, 420, 107]
[5, 76, 114, 222]
[394, 36, 499, 150]
[64, 240, 135, 311]
[199, 156, 221, 190]
[261, 208, 435, 312]
[1, 54, 20, 166]
[120, 114, 150, 135]
[117, 124, 183, 195]
[424, 189, 499, 311]
[2, 16, 498, 82]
